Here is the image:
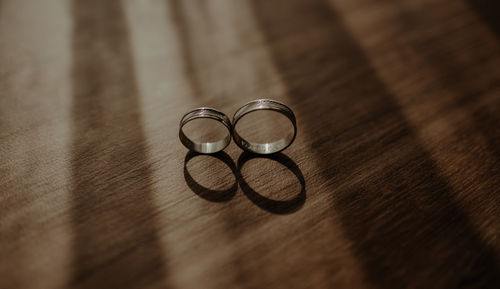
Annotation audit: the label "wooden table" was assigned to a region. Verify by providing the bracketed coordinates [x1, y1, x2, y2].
[1, 0, 499, 288]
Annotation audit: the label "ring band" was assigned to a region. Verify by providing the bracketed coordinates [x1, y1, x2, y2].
[179, 107, 232, 154]
[232, 99, 297, 154]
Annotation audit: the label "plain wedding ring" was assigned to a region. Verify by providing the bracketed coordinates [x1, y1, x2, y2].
[179, 107, 232, 154]
[232, 99, 297, 154]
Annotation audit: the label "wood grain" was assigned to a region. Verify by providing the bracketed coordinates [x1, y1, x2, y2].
[0, 0, 499, 288]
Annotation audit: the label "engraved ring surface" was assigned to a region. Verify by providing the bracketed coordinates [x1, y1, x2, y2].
[232, 99, 297, 154]
[179, 107, 232, 154]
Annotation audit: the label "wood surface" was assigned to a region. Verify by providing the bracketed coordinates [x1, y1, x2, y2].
[1, 0, 499, 288]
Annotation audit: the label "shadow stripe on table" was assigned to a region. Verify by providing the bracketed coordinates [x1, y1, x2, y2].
[252, 0, 500, 288]
[468, 0, 500, 37]
[393, 0, 500, 165]
[168, 0, 203, 98]
[70, 0, 169, 288]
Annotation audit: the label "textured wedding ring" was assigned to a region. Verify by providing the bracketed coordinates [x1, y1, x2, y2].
[232, 99, 297, 154]
[179, 107, 232, 154]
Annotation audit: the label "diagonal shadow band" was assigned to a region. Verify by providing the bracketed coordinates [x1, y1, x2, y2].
[184, 151, 238, 202]
[183, 151, 306, 214]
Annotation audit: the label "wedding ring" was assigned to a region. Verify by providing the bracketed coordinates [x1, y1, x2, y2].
[232, 99, 297, 154]
[179, 107, 232, 154]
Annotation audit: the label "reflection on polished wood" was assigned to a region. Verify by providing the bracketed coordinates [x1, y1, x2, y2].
[0, 0, 499, 288]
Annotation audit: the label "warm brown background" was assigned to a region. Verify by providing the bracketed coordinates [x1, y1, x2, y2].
[1, 0, 499, 288]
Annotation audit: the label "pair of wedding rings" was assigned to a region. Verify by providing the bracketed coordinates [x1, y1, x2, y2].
[179, 99, 297, 155]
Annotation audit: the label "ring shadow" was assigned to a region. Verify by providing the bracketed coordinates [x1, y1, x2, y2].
[184, 151, 306, 214]
[184, 151, 238, 202]
[237, 152, 306, 214]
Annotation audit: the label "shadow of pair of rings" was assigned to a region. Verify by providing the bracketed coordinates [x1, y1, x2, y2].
[184, 151, 306, 214]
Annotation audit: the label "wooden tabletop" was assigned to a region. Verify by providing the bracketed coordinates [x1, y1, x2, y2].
[1, 0, 499, 288]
